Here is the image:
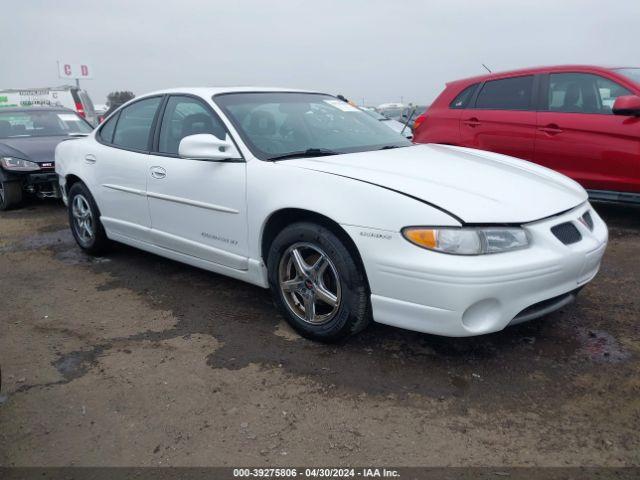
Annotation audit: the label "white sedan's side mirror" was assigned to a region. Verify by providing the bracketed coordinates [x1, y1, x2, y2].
[178, 134, 242, 161]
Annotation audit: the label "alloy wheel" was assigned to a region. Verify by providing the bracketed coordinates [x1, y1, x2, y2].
[71, 194, 94, 245]
[278, 242, 342, 325]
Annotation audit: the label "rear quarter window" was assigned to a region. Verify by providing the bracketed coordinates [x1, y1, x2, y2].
[449, 83, 479, 109]
[99, 112, 118, 143]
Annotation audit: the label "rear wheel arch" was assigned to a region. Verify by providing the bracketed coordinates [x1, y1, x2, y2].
[65, 174, 84, 192]
[65, 175, 103, 216]
[261, 208, 370, 293]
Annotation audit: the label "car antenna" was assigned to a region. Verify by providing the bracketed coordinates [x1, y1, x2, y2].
[482, 63, 492, 73]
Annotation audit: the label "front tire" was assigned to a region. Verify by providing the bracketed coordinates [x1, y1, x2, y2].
[68, 182, 110, 255]
[267, 222, 370, 342]
[0, 180, 23, 211]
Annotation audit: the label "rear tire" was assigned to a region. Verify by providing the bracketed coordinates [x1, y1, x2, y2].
[267, 222, 370, 342]
[68, 182, 110, 255]
[0, 180, 23, 211]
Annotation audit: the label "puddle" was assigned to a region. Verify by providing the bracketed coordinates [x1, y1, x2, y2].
[55, 246, 111, 265]
[52, 346, 107, 382]
[576, 328, 631, 363]
[0, 229, 73, 253]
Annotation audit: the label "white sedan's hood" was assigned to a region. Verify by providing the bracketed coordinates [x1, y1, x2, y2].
[285, 144, 587, 224]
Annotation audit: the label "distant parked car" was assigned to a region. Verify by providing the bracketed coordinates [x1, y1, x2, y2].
[413, 65, 640, 205]
[0, 107, 92, 210]
[0, 85, 99, 126]
[377, 103, 405, 121]
[94, 104, 108, 123]
[360, 107, 413, 139]
[399, 105, 428, 126]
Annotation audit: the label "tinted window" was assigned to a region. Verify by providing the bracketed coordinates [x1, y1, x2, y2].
[158, 96, 227, 155]
[475, 76, 534, 110]
[450, 83, 478, 109]
[112, 97, 161, 151]
[548, 73, 631, 114]
[99, 113, 118, 143]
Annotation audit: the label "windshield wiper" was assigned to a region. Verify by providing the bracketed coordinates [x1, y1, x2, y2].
[267, 148, 340, 161]
[68, 132, 90, 137]
[378, 145, 408, 150]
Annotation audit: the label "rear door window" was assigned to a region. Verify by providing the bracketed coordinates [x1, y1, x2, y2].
[112, 97, 162, 151]
[475, 76, 534, 110]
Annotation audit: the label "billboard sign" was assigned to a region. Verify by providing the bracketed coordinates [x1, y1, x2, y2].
[58, 62, 93, 79]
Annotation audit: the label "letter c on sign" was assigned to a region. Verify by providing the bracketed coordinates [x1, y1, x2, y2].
[64, 64, 72, 76]
[81, 65, 89, 76]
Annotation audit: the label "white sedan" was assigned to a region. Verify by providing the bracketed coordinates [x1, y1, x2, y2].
[55, 87, 608, 342]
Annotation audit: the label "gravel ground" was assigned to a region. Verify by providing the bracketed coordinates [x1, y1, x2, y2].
[0, 200, 638, 467]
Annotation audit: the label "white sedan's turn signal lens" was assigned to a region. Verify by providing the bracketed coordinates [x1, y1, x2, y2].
[402, 227, 528, 255]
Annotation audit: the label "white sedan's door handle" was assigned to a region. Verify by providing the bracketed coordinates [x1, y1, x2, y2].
[150, 166, 166, 179]
[85, 154, 96, 164]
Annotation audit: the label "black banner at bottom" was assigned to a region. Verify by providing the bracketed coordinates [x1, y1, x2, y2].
[0, 467, 638, 480]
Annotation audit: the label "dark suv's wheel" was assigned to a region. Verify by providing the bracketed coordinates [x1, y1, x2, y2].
[0, 180, 23, 211]
[267, 222, 370, 342]
[67, 182, 110, 255]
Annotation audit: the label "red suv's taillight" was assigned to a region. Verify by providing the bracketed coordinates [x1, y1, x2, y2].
[75, 101, 85, 118]
[413, 113, 426, 131]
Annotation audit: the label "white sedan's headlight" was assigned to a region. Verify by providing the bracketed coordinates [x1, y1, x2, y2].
[402, 227, 529, 255]
[1, 156, 40, 172]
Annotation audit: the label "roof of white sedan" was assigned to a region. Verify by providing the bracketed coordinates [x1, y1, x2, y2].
[143, 86, 326, 97]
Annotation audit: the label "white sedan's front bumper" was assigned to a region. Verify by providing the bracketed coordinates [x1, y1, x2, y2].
[344, 202, 608, 337]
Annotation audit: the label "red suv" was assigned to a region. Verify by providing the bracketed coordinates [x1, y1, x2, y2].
[413, 65, 640, 204]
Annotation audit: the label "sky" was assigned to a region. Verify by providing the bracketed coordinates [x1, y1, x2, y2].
[4, 0, 639, 107]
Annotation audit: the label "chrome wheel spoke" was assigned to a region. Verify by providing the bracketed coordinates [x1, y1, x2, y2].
[303, 293, 316, 322]
[311, 255, 328, 279]
[281, 278, 304, 292]
[83, 220, 93, 238]
[290, 248, 309, 277]
[315, 284, 338, 307]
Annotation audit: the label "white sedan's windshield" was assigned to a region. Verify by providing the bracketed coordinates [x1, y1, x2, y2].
[215, 92, 411, 160]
